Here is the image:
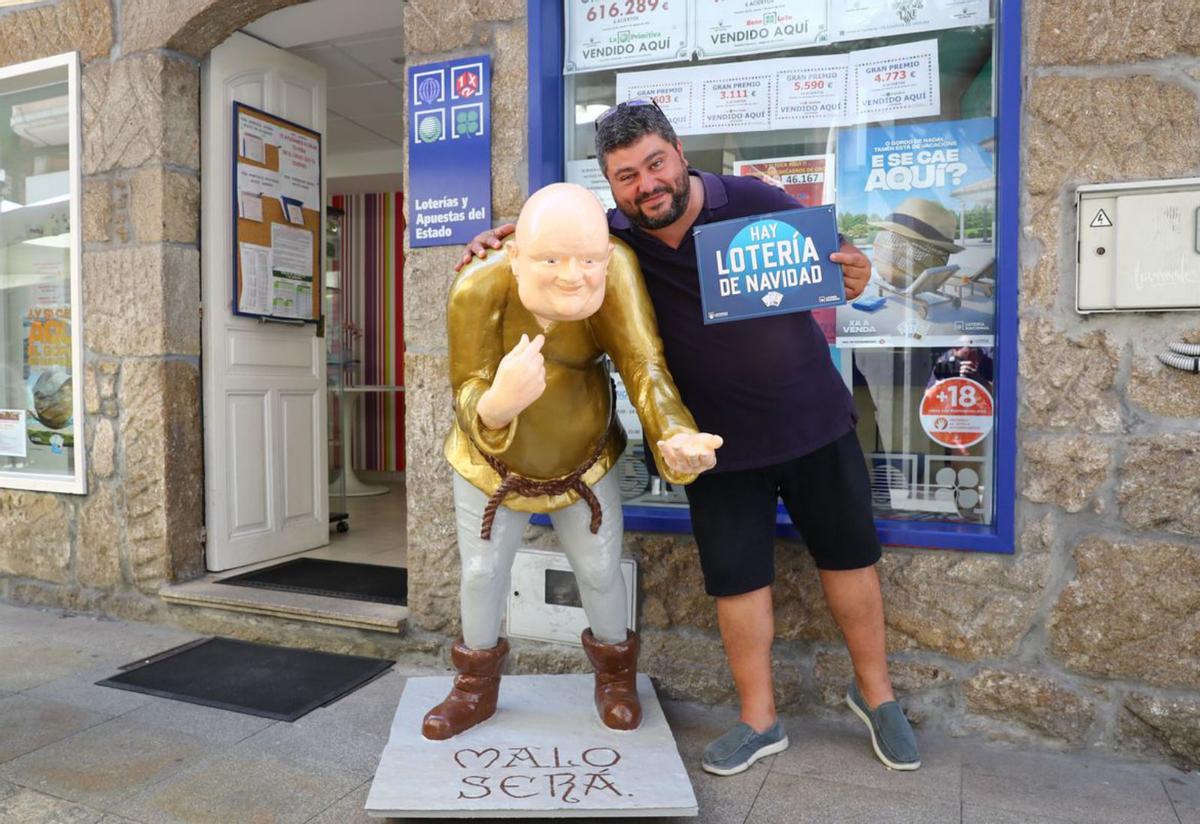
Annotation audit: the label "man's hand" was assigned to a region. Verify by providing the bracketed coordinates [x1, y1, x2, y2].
[456, 223, 517, 272]
[831, 240, 871, 301]
[476, 334, 546, 430]
[656, 432, 724, 476]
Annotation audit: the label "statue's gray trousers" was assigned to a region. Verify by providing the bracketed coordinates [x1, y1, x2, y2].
[452, 470, 628, 649]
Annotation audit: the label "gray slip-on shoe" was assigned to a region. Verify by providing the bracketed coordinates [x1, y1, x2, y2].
[846, 681, 921, 770]
[701, 720, 789, 776]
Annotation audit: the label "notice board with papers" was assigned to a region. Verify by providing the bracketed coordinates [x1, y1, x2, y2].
[231, 102, 322, 323]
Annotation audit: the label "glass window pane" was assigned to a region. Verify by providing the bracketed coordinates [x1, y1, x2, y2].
[0, 62, 78, 484]
[565, 20, 1000, 529]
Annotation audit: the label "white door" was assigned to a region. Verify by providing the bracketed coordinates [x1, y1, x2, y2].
[201, 32, 328, 571]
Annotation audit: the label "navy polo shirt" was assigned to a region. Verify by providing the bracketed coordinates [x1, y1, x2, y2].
[609, 170, 857, 473]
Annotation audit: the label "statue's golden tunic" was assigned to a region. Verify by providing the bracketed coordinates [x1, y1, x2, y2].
[444, 238, 699, 513]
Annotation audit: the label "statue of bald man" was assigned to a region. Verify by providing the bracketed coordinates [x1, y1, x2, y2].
[425, 183, 722, 740]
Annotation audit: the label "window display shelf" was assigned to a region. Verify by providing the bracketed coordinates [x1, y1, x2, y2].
[0, 195, 70, 246]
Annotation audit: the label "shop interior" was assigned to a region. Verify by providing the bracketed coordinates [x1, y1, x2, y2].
[247, 1, 407, 570]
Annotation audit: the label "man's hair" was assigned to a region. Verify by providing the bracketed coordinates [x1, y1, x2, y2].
[594, 102, 679, 177]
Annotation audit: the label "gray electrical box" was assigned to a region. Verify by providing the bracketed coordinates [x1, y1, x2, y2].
[1075, 178, 1200, 313]
[506, 547, 637, 646]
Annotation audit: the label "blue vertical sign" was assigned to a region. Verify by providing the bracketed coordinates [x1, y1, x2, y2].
[408, 56, 491, 247]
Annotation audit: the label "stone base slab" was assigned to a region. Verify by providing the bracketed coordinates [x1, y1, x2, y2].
[366, 674, 698, 818]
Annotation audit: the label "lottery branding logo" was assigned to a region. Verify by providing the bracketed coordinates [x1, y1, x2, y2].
[417, 113, 443, 143]
[417, 74, 443, 105]
[455, 70, 480, 98]
[453, 105, 482, 138]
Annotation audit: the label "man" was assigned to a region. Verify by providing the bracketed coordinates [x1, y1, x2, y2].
[427, 182, 722, 740]
[457, 103, 920, 774]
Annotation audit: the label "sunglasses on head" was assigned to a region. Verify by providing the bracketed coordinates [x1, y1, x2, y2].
[594, 97, 664, 130]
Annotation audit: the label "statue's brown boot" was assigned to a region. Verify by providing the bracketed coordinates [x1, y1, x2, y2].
[581, 628, 642, 730]
[422, 637, 509, 740]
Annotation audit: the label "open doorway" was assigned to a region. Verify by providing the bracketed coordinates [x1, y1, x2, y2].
[242, 5, 408, 573]
[190, 0, 406, 614]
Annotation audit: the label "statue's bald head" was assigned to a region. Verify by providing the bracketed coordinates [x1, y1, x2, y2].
[507, 182, 613, 327]
[514, 182, 609, 247]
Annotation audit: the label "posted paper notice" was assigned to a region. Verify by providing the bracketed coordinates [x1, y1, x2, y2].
[0, 410, 27, 458]
[238, 242, 272, 316]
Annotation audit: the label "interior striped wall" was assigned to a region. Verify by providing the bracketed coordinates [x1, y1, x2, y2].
[334, 192, 405, 473]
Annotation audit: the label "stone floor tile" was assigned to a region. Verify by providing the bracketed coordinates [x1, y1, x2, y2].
[115, 696, 277, 744]
[961, 804, 1082, 823]
[294, 668, 407, 738]
[0, 781, 105, 823]
[0, 604, 73, 634]
[662, 701, 780, 824]
[0, 717, 217, 809]
[80, 631, 203, 669]
[1165, 771, 1200, 807]
[1167, 775, 1200, 824]
[770, 715, 963, 801]
[0, 639, 107, 691]
[24, 674, 156, 717]
[304, 781, 374, 823]
[114, 746, 366, 824]
[0, 694, 112, 764]
[962, 746, 1179, 824]
[1177, 806, 1200, 824]
[1, 611, 192, 667]
[239, 716, 389, 776]
[747, 771, 960, 823]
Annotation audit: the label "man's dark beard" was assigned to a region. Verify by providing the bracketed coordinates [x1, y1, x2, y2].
[620, 168, 690, 230]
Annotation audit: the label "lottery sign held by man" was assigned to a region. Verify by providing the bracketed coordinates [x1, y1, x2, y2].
[693, 205, 846, 324]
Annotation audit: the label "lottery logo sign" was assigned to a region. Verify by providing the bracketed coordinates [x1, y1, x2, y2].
[414, 71, 444, 105]
[417, 112, 444, 143]
[408, 56, 491, 247]
[455, 70, 480, 98]
[451, 63, 484, 99]
[919, 377, 994, 448]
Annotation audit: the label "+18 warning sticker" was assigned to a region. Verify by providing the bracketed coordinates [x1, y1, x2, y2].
[920, 377, 994, 448]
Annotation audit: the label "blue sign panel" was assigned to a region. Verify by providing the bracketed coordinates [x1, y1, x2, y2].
[693, 205, 846, 325]
[408, 56, 491, 247]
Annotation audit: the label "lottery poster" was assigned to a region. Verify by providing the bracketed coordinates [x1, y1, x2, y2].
[734, 154, 835, 209]
[693, 0, 826, 60]
[615, 40, 939, 136]
[835, 117, 997, 349]
[564, 0, 690, 74]
[832, 0, 990, 42]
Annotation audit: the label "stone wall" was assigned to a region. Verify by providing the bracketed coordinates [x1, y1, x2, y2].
[402, 0, 1200, 768]
[0, 0, 304, 615]
[402, 0, 529, 633]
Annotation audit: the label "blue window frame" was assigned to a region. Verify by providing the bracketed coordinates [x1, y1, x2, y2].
[527, 1, 1021, 554]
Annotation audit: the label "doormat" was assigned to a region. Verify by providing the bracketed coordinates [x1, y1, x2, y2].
[216, 558, 407, 606]
[96, 637, 393, 722]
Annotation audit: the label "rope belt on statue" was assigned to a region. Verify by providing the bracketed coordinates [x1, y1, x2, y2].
[478, 430, 609, 541]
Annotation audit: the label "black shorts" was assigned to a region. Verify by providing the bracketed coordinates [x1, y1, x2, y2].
[683, 429, 883, 597]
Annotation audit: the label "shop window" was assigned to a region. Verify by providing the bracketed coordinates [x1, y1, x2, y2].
[530, 3, 1018, 552]
[0, 53, 85, 494]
